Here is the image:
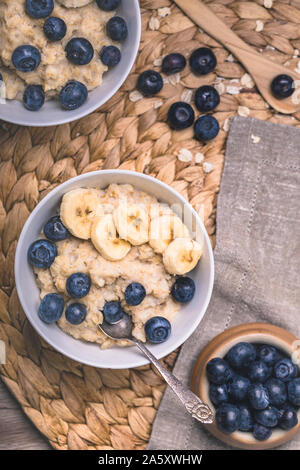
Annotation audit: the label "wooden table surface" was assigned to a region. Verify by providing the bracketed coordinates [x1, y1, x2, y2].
[0, 378, 51, 450]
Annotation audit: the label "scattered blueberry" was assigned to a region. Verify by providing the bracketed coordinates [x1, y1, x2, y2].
[124, 282, 146, 306]
[247, 360, 272, 383]
[28, 239, 57, 268]
[44, 17, 67, 41]
[253, 423, 272, 441]
[38, 293, 64, 324]
[195, 85, 220, 112]
[23, 85, 45, 111]
[65, 38, 94, 65]
[25, 0, 54, 18]
[288, 378, 300, 406]
[265, 378, 287, 407]
[168, 102, 195, 130]
[206, 358, 233, 385]
[96, 0, 121, 11]
[189, 47, 217, 75]
[0, 73, 3, 82]
[216, 403, 241, 434]
[103, 301, 123, 324]
[137, 70, 163, 96]
[65, 303, 87, 325]
[279, 409, 298, 430]
[43, 216, 70, 242]
[209, 383, 228, 406]
[274, 358, 298, 382]
[100, 45, 121, 67]
[256, 344, 279, 366]
[145, 316, 171, 344]
[255, 407, 279, 428]
[171, 277, 195, 303]
[162, 53, 186, 75]
[66, 273, 91, 299]
[226, 342, 256, 370]
[238, 404, 254, 432]
[194, 115, 219, 141]
[106, 16, 128, 41]
[271, 74, 294, 99]
[228, 375, 251, 402]
[59, 81, 88, 110]
[248, 383, 270, 410]
[12, 45, 41, 73]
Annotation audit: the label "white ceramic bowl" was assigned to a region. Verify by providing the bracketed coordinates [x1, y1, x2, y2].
[15, 170, 214, 369]
[0, 0, 141, 127]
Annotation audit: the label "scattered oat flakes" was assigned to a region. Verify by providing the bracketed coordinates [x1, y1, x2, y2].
[264, 0, 273, 8]
[153, 57, 163, 67]
[181, 88, 193, 103]
[255, 20, 264, 32]
[294, 49, 299, 58]
[203, 162, 213, 174]
[158, 7, 171, 17]
[164, 72, 181, 86]
[226, 54, 235, 62]
[226, 84, 241, 95]
[154, 99, 163, 109]
[238, 106, 250, 117]
[195, 152, 204, 163]
[178, 149, 193, 162]
[251, 134, 261, 144]
[129, 90, 143, 102]
[215, 81, 225, 95]
[241, 73, 255, 89]
[223, 118, 231, 132]
[149, 16, 160, 31]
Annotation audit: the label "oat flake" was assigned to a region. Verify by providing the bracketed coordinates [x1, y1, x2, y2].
[195, 152, 204, 163]
[251, 134, 261, 144]
[226, 85, 241, 95]
[223, 118, 230, 132]
[178, 149, 193, 162]
[181, 89, 193, 103]
[226, 54, 235, 62]
[153, 57, 163, 67]
[264, 0, 273, 8]
[238, 106, 250, 117]
[241, 73, 255, 89]
[203, 162, 213, 174]
[149, 16, 160, 31]
[255, 20, 264, 32]
[129, 90, 143, 102]
[215, 81, 225, 95]
[158, 7, 171, 17]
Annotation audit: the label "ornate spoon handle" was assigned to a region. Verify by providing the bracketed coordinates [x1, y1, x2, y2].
[132, 338, 214, 424]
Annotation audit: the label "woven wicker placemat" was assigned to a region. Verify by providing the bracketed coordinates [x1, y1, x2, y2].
[1, 0, 300, 450]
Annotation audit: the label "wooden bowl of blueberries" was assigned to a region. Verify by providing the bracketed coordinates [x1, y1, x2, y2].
[191, 323, 300, 449]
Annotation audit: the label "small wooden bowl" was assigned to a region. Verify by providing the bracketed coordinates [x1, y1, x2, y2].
[191, 323, 300, 450]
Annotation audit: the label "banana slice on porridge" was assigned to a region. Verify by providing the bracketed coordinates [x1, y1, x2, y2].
[56, 0, 93, 7]
[91, 214, 131, 261]
[149, 215, 190, 254]
[113, 203, 149, 246]
[163, 238, 202, 275]
[60, 188, 103, 240]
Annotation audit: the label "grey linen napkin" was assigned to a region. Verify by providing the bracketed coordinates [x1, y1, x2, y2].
[148, 116, 300, 450]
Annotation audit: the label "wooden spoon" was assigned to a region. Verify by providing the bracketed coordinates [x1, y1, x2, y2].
[173, 0, 300, 114]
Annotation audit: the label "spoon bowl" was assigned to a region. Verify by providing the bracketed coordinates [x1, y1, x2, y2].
[99, 312, 134, 341]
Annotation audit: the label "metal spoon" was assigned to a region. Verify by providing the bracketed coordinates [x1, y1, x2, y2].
[99, 312, 214, 424]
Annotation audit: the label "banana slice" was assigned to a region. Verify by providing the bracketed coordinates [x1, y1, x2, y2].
[91, 215, 131, 261]
[149, 215, 190, 254]
[113, 203, 149, 246]
[60, 188, 103, 240]
[163, 238, 202, 275]
[56, 0, 93, 7]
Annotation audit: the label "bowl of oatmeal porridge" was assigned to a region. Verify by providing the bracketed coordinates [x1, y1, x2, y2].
[15, 170, 214, 368]
[0, 0, 141, 126]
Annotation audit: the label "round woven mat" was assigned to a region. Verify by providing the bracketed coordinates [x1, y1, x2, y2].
[1, 0, 300, 450]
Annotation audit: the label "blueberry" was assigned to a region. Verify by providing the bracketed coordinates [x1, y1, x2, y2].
[25, 0, 54, 18]
[28, 239, 57, 268]
[209, 383, 228, 406]
[248, 383, 270, 410]
[206, 358, 233, 385]
[103, 301, 123, 324]
[247, 360, 272, 383]
[65, 38, 94, 65]
[171, 277, 195, 303]
[195, 86, 220, 112]
[100, 45, 121, 67]
[194, 115, 219, 141]
[23, 85, 45, 111]
[265, 378, 287, 406]
[44, 17, 67, 41]
[12, 45, 41, 73]
[274, 358, 298, 382]
[216, 403, 241, 434]
[228, 375, 251, 402]
[0, 73, 3, 82]
[189, 47, 217, 75]
[162, 53, 186, 75]
[106, 16, 128, 42]
[168, 102, 195, 130]
[226, 342, 256, 370]
[59, 81, 88, 111]
[65, 303, 87, 325]
[253, 423, 272, 441]
[96, 0, 121, 11]
[256, 344, 279, 366]
[124, 282, 146, 306]
[278, 402, 298, 419]
[279, 409, 298, 430]
[238, 404, 254, 432]
[288, 378, 300, 406]
[43, 216, 70, 242]
[137, 70, 163, 96]
[145, 316, 171, 344]
[271, 74, 294, 99]
[38, 293, 64, 324]
[66, 273, 91, 299]
[255, 407, 279, 428]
